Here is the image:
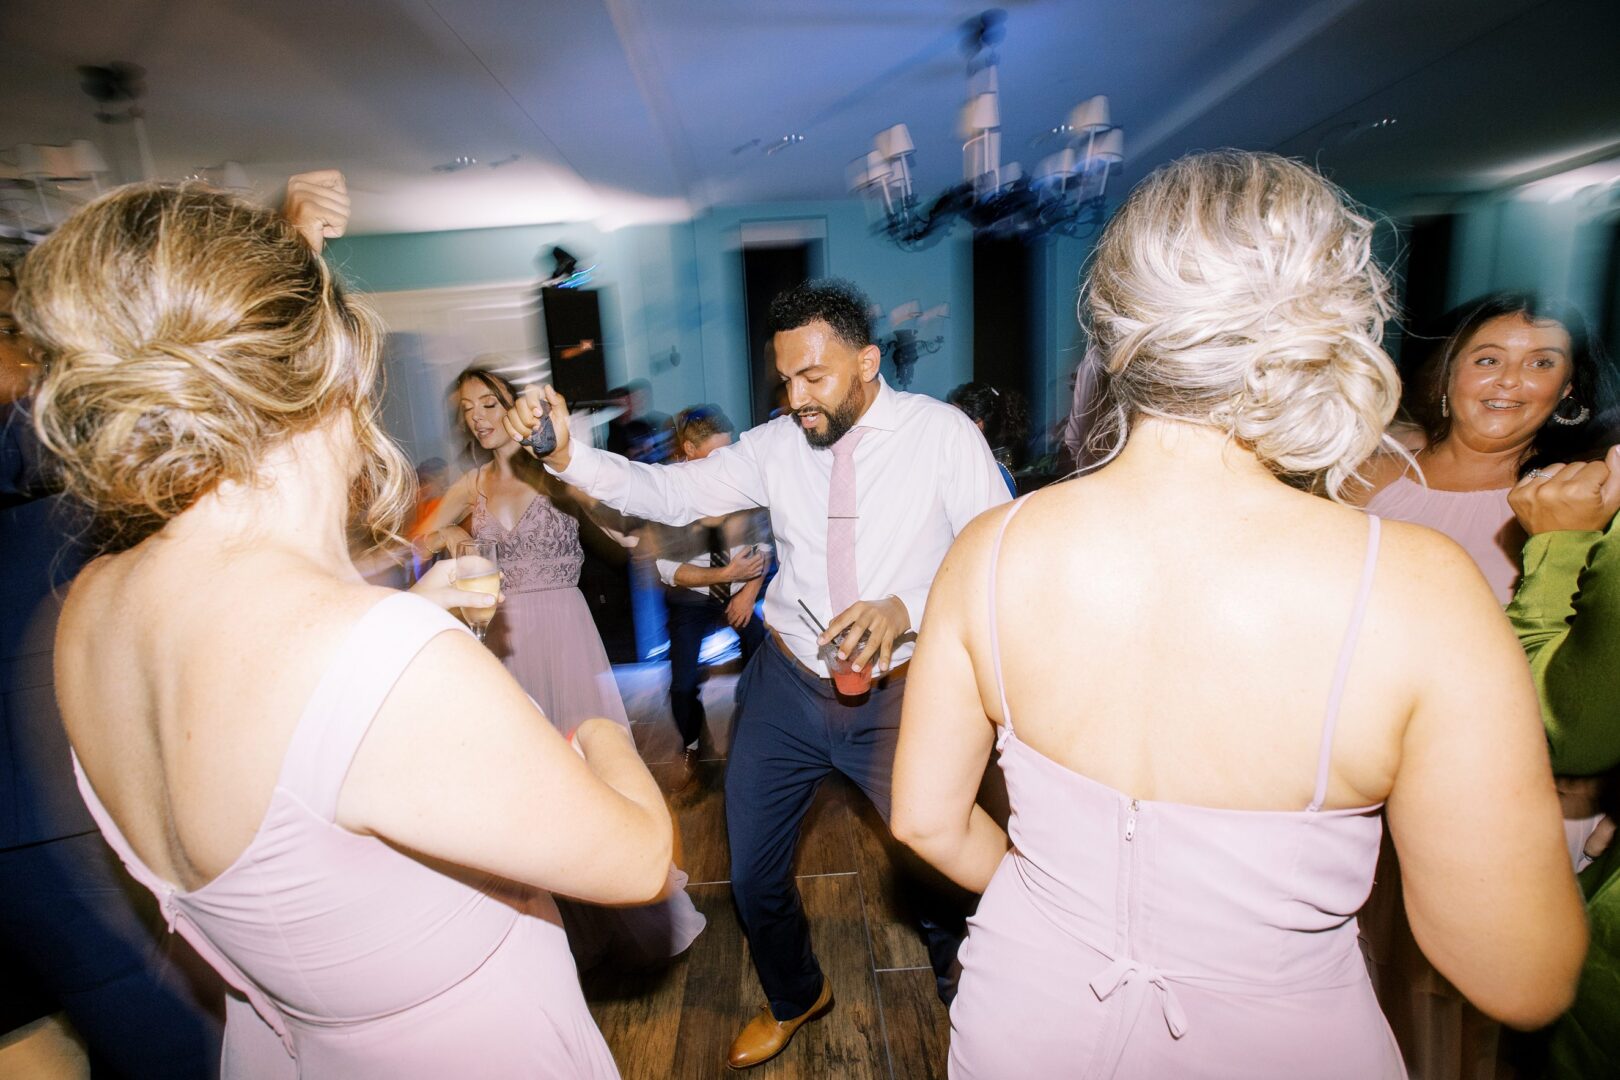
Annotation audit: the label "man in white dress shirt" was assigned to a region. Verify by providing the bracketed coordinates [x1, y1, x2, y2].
[506, 280, 1008, 1069]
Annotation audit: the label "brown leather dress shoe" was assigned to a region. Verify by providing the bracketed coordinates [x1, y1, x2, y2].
[725, 978, 834, 1070]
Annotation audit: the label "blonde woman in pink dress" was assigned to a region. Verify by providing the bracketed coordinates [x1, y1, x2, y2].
[1355, 295, 1603, 1080]
[891, 152, 1584, 1079]
[20, 176, 677, 1077]
[417, 366, 705, 970]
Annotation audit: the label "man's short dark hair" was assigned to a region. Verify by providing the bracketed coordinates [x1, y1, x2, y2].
[767, 279, 873, 350]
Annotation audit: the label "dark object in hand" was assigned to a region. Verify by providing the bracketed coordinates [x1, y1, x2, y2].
[521, 415, 557, 456]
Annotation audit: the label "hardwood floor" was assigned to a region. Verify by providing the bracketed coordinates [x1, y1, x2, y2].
[590, 663, 952, 1079]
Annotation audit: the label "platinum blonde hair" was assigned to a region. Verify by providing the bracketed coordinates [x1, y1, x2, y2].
[17, 182, 413, 551]
[1081, 150, 1401, 499]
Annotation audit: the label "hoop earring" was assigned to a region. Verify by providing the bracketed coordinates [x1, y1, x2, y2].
[1551, 399, 1591, 426]
[1439, 394, 1448, 419]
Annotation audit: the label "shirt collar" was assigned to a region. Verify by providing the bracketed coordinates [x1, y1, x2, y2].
[853, 375, 901, 433]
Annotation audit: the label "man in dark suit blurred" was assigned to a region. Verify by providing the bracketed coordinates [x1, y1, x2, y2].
[1, 257, 221, 1076]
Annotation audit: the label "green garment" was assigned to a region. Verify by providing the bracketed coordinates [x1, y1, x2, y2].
[1506, 519, 1620, 1077]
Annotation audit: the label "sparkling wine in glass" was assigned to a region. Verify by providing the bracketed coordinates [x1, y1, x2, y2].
[453, 540, 501, 642]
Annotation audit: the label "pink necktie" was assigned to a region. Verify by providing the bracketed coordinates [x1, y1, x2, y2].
[826, 427, 867, 614]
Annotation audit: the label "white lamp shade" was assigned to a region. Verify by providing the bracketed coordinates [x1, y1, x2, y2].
[959, 91, 1000, 136]
[875, 123, 914, 161]
[70, 139, 108, 174]
[15, 144, 46, 178]
[848, 151, 888, 191]
[1091, 128, 1125, 164]
[890, 300, 921, 324]
[1069, 95, 1111, 134]
[1037, 148, 1078, 182]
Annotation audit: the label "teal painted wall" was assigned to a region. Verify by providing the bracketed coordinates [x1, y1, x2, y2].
[326, 199, 1116, 462]
[1446, 194, 1613, 322]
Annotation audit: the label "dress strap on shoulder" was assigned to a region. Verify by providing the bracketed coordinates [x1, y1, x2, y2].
[1308, 514, 1382, 812]
[276, 592, 469, 820]
[988, 496, 1031, 742]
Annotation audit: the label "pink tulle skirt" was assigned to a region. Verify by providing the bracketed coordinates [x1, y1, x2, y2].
[486, 585, 630, 735]
[486, 584, 705, 969]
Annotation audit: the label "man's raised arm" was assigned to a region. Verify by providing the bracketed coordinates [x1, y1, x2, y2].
[505, 385, 765, 526]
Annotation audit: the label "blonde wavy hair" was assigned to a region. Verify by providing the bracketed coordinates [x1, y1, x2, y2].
[16, 182, 412, 551]
[1081, 150, 1401, 499]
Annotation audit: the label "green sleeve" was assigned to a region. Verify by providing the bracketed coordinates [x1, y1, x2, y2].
[1506, 522, 1620, 775]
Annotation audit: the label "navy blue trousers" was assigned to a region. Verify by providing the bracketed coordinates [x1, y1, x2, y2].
[725, 639, 965, 1019]
[666, 593, 765, 748]
[0, 830, 222, 1078]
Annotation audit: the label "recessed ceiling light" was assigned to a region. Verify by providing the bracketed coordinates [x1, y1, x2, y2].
[432, 155, 478, 173]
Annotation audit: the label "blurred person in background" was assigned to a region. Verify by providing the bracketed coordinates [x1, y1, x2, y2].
[20, 173, 674, 1077]
[416, 365, 705, 971]
[1, 230, 223, 1079]
[1350, 294, 1606, 1080]
[650, 404, 770, 780]
[890, 150, 1583, 1079]
[948, 381, 1028, 496]
[416, 366, 639, 733]
[605, 378, 673, 462]
[1505, 452, 1620, 1079]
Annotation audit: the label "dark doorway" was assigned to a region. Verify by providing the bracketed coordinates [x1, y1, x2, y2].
[972, 235, 1044, 409]
[742, 240, 824, 426]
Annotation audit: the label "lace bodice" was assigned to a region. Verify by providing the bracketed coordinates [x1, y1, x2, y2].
[471, 493, 584, 593]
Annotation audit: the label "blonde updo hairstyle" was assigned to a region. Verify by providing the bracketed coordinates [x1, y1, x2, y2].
[1081, 150, 1401, 499]
[17, 182, 412, 551]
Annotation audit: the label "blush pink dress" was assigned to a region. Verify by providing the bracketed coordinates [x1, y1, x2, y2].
[1361, 477, 1522, 1080]
[948, 501, 1404, 1078]
[473, 492, 630, 733]
[71, 593, 620, 1078]
[1364, 477, 1520, 603]
[471, 491, 706, 970]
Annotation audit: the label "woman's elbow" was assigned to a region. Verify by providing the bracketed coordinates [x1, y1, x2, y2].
[1480, 928, 1587, 1031]
[623, 819, 675, 904]
[890, 804, 952, 862]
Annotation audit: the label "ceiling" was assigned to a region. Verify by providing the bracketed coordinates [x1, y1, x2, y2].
[3, 0, 1617, 235]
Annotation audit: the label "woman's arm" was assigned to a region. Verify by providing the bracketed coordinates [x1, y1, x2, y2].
[1505, 451, 1620, 774]
[412, 470, 478, 555]
[339, 630, 672, 904]
[1384, 525, 1587, 1029]
[890, 511, 1011, 893]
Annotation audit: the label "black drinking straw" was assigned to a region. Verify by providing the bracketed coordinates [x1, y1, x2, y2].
[796, 598, 828, 636]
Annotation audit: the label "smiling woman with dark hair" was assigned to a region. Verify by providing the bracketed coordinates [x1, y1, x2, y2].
[1351, 294, 1606, 1077]
[1356, 293, 1606, 603]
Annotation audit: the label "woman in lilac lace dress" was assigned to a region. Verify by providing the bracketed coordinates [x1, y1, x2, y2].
[417, 367, 704, 969]
[419, 369, 630, 732]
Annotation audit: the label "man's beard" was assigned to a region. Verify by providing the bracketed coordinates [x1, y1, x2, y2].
[798, 380, 865, 448]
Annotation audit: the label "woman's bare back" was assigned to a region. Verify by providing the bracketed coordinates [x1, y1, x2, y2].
[56, 543, 389, 891]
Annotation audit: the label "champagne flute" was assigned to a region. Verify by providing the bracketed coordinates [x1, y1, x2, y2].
[453, 540, 502, 642]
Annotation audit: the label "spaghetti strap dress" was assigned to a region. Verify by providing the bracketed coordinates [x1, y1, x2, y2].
[71, 593, 620, 1079]
[471, 491, 706, 970]
[472, 491, 629, 733]
[946, 501, 1405, 1079]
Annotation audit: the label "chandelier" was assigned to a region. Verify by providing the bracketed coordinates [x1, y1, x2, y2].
[848, 11, 1125, 250]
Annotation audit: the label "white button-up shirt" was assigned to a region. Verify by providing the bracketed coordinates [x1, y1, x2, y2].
[551, 377, 1010, 674]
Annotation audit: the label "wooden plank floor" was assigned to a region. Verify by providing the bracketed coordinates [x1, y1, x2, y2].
[589, 663, 952, 1080]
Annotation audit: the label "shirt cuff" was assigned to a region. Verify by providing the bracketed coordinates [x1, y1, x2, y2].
[654, 558, 680, 588]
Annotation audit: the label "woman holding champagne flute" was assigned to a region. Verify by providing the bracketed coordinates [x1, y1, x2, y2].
[18, 175, 672, 1076]
[417, 366, 636, 731]
[417, 366, 706, 970]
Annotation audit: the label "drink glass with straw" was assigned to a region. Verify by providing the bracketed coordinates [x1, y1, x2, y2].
[799, 599, 873, 698]
[453, 540, 502, 642]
